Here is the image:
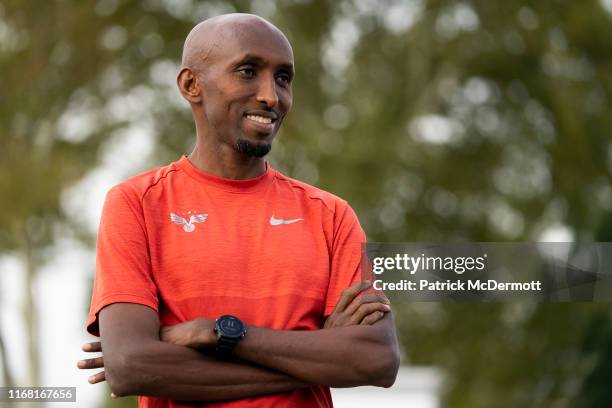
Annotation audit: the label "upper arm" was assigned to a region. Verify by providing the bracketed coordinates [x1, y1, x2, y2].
[99, 302, 160, 348]
[99, 303, 160, 393]
[324, 202, 366, 316]
[376, 310, 399, 347]
[362, 312, 400, 387]
[87, 186, 159, 336]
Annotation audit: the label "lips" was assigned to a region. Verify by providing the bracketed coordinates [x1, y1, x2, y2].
[243, 110, 278, 134]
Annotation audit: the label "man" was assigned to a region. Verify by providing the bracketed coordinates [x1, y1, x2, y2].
[78, 13, 399, 407]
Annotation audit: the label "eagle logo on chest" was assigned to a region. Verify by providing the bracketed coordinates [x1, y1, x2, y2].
[170, 213, 208, 232]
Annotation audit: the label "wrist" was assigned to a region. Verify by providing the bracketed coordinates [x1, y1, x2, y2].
[193, 318, 218, 349]
[214, 315, 247, 356]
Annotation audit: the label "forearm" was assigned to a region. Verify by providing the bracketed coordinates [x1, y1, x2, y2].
[234, 313, 399, 388]
[108, 339, 308, 401]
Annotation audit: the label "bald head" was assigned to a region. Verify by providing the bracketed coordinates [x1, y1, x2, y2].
[181, 13, 292, 71]
[176, 13, 294, 160]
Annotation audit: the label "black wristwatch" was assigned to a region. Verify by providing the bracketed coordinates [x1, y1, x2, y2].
[214, 315, 246, 356]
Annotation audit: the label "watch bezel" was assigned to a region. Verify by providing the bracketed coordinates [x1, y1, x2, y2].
[215, 315, 246, 340]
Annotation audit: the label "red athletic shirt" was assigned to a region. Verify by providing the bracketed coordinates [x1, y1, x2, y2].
[87, 155, 366, 407]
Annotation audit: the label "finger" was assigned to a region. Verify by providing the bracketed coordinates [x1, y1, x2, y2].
[77, 357, 105, 369]
[344, 292, 364, 316]
[159, 327, 172, 342]
[361, 311, 386, 326]
[358, 293, 390, 305]
[344, 292, 389, 316]
[82, 342, 102, 352]
[349, 302, 391, 325]
[333, 280, 371, 313]
[87, 371, 106, 384]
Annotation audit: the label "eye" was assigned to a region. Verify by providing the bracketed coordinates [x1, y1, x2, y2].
[276, 72, 292, 87]
[238, 67, 255, 77]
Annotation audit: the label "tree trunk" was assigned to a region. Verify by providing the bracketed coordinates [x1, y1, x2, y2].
[22, 229, 39, 387]
[0, 328, 14, 387]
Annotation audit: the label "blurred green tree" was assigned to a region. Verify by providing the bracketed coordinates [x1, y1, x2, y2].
[1, 1, 112, 386]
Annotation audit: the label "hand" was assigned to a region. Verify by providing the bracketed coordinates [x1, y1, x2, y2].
[77, 342, 121, 398]
[77, 317, 217, 389]
[324, 280, 391, 329]
[160, 318, 217, 349]
[77, 342, 105, 383]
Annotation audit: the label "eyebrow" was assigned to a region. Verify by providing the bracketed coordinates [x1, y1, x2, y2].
[233, 53, 294, 75]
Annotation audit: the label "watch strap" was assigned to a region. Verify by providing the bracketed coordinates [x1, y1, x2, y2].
[214, 315, 246, 357]
[216, 335, 240, 356]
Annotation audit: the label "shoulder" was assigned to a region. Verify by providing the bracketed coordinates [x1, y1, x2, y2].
[106, 161, 179, 205]
[272, 169, 351, 215]
[271, 170, 365, 242]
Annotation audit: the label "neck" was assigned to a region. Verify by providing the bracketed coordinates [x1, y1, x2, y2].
[188, 137, 267, 180]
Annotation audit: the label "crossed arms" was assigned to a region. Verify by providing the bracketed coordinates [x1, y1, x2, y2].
[78, 281, 400, 402]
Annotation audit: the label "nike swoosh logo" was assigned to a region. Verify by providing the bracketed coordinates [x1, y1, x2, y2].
[270, 215, 304, 226]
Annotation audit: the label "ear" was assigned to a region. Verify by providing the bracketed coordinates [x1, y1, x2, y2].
[177, 67, 203, 103]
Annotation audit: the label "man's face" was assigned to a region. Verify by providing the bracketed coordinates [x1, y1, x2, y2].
[198, 24, 294, 157]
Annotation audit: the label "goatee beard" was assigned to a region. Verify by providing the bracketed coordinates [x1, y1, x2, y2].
[235, 139, 272, 158]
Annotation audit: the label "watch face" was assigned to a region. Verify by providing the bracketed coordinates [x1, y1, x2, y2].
[218, 315, 244, 337]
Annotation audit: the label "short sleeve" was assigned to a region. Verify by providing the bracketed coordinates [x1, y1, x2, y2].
[323, 201, 367, 316]
[86, 185, 159, 336]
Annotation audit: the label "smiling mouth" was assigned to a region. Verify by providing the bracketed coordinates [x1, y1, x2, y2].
[245, 114, 276, 125]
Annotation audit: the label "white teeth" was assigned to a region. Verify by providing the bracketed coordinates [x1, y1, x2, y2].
[246, 115, 273, 124]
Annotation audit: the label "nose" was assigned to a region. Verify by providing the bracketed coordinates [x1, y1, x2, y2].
[256, 75, 279, 109]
